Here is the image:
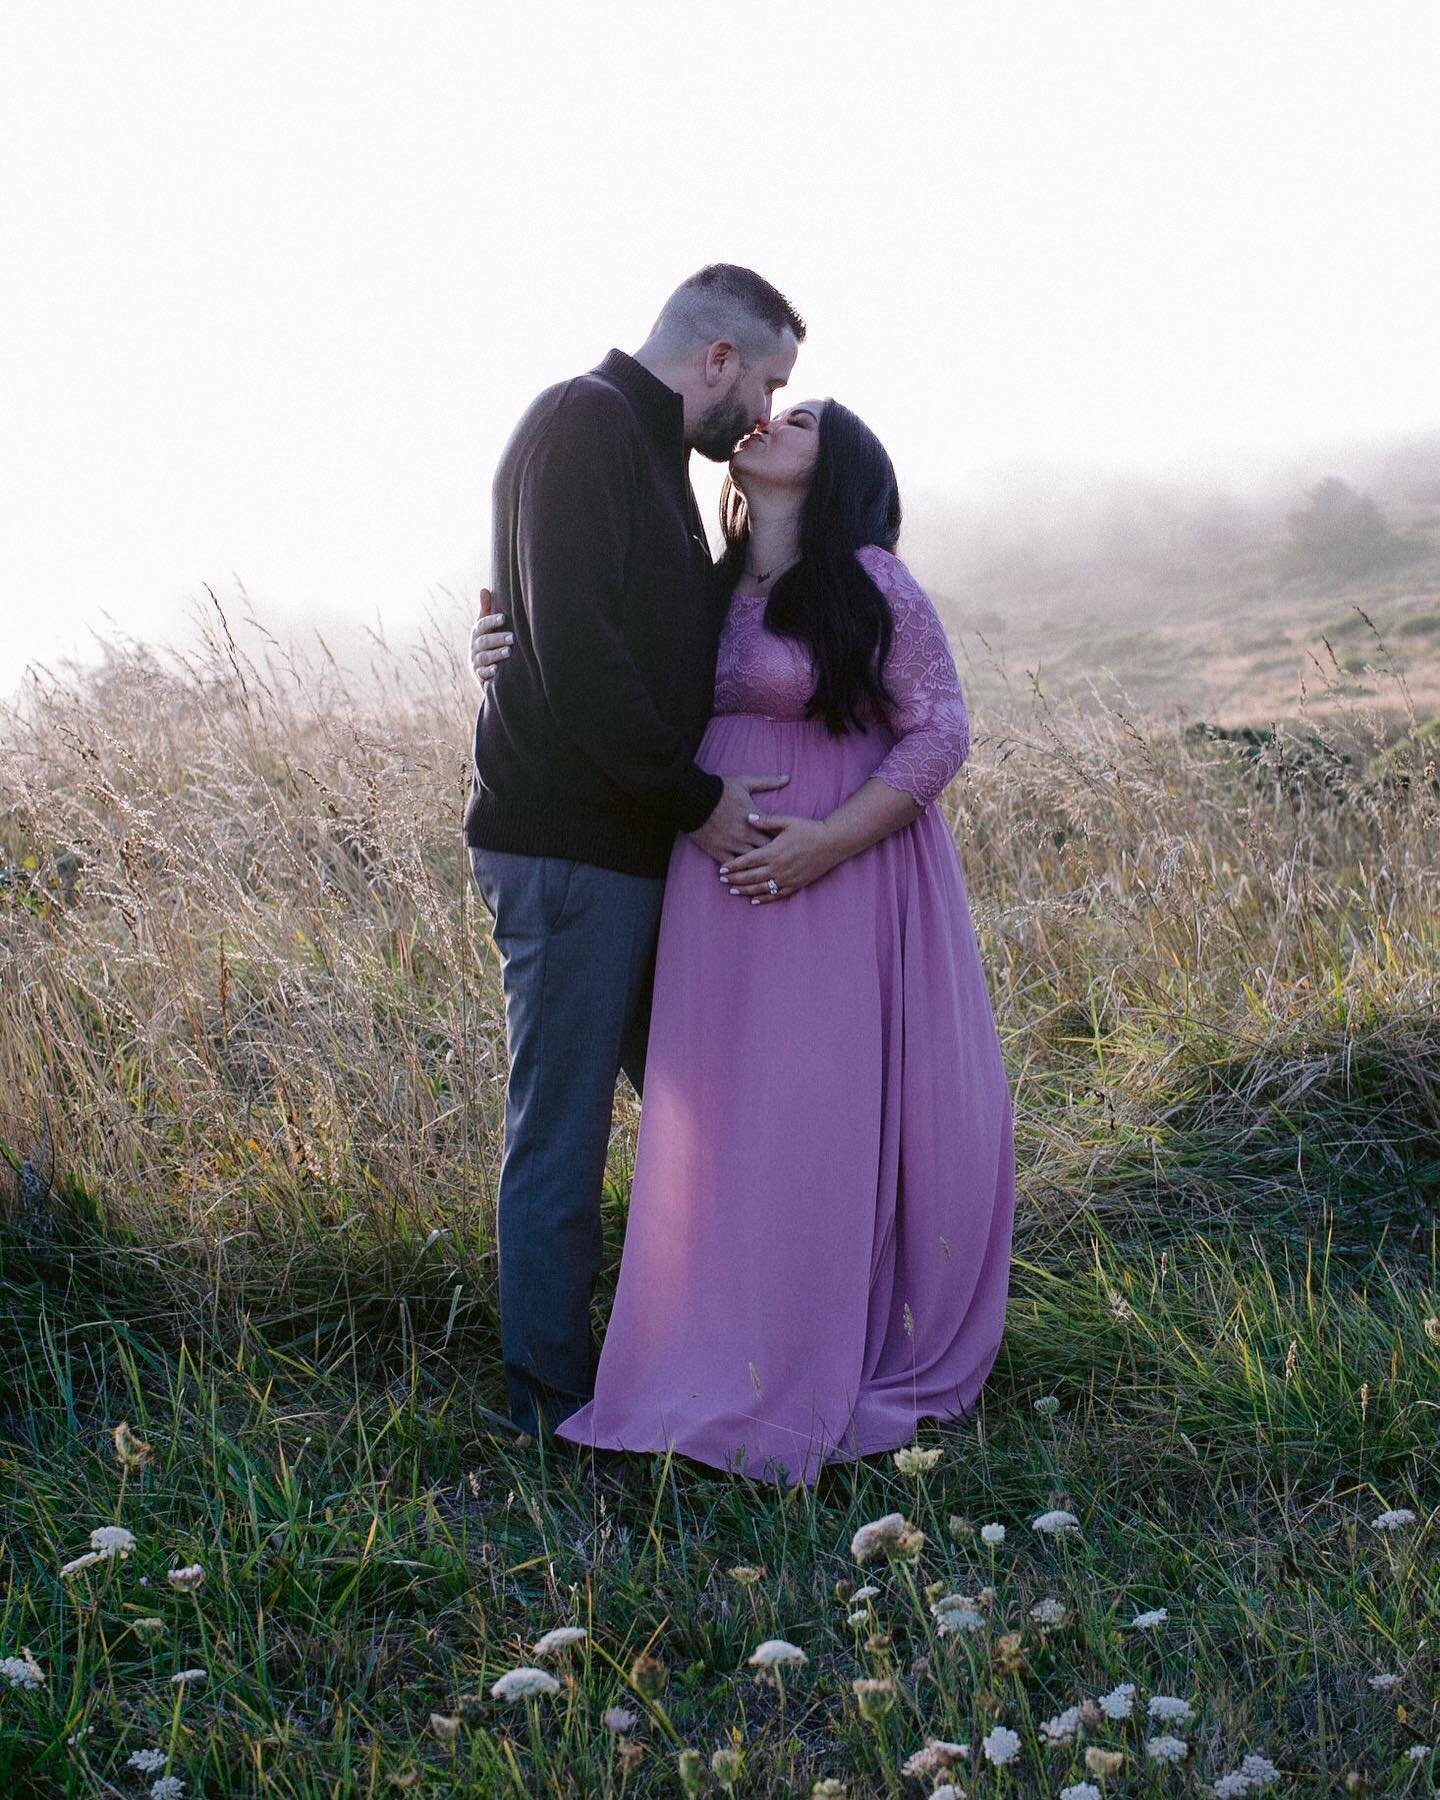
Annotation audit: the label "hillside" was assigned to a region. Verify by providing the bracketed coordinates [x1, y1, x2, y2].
[912, 482, 1440, 731]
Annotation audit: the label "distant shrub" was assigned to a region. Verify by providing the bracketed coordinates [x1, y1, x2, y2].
[1281, 476, 1404, 581]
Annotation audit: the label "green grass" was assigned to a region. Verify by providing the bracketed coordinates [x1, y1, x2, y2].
[2, 610, 1438, 1794]
[3, 1221, 1436, 1796]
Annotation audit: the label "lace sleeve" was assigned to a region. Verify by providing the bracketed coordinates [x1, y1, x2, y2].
[855, 544, 970, 810]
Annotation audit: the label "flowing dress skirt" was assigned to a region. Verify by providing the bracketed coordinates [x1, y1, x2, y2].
[555, 711, 1016, 1487]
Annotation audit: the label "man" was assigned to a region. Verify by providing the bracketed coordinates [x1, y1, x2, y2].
[464, 264, 805, 1443]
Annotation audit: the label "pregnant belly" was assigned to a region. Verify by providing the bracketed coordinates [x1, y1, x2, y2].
[697, 712, 896, 821]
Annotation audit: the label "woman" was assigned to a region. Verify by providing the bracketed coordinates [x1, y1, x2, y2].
[479, 400, 1015, 1488]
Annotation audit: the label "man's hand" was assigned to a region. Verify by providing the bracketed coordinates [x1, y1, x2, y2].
[686, 775, 791, 864]
[470, 587, 513, 686]
[719, 814, 841, 902]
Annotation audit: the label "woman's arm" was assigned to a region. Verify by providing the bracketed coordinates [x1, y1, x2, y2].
[720, 546, 970, 903]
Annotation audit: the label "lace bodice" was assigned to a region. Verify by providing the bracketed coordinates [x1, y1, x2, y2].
[711, 543, 970, 809]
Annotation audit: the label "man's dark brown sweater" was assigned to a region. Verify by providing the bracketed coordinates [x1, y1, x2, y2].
[462, 349, 727, 879]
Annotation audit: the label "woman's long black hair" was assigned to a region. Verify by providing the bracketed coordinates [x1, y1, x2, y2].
[718, 398, 904, 735]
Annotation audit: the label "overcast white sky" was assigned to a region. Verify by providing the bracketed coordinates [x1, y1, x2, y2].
[3, 0, 1438, 694]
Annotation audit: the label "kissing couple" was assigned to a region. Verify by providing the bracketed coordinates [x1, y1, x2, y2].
[464, 263, 1015, 1489]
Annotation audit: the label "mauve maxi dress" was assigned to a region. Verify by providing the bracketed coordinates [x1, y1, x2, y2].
[554, 543, 1016, 1487]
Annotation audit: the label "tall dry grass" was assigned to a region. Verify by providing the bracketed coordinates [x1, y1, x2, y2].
[2, 601, 1435, 1314]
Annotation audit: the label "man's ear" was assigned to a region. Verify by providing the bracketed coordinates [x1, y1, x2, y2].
[703, 340, 739, 387]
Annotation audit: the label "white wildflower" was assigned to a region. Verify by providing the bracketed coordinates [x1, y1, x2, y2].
[602, 1706, 638, 1733]
[1371, 1508, 1416, 1531]
[169, 1668, 207, 1686]
[60, 1551, 104, 1578]
[1146, 1734, 1188, 1762]
[1097, 1680, 1137, 1719]
[899, 1737, 968, 1778]
[846, 1608, 869, 1627]
[1211, 1751, 1281, 1792]
[1368, 1670, 1401, 1689]
[1147, 1694, 1194, 1724]
[1130, 1606, 1169, 1629]
[166, 1564, 205, 1593]
[979, 1522, 1005, 1545]
[150, 1779, 185, 1800]
[489, 1665, 560, 1701]
[1029, 1595, 1069, 1625]
[127, 1749, 166, 1773]
[1040, 1703, 1085, 1744]
[1034, 1395, 1061, 1415]
[747, 1639, 807, 1669]
[892, 1444, 943, 1475]
[850, 1512, 924, 1562]
[1404, 1744, 1432, 1760]
[1031, 1509, 1080, 1535]
[1209, 1756, 1274, 1800]
[1, 1650, 44, 1690]
[851, 1675, 897, 1720]
[530, 1626, 587, 1657]
[850, 1585, 880, 1603]
[982, 1724, 1021, 1764]
[1061, 1786, 1102, 1800]
[931, 1595, 985, 1635]
[90, 1525, 136, 1559]
[931, 1787, 963, 1800]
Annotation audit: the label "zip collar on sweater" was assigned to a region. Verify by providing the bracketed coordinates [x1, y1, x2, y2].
[596, 348, 686, 454]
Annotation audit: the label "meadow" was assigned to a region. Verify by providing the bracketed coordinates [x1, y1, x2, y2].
[1, 584, 1437, 1797]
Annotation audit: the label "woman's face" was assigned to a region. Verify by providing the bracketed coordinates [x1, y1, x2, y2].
[729, 400, 825, 494]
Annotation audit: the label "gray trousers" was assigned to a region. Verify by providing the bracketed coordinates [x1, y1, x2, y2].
[468, 845, 665, 1435]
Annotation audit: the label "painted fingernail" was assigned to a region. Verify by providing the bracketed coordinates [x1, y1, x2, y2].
[747, 813, 761, 824]
[718, 867, 729, 877]
[502, 647, 512, 656]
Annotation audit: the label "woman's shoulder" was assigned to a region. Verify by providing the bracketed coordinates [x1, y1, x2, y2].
[853, 541, 901, 576]
[853, 543, 929, 606]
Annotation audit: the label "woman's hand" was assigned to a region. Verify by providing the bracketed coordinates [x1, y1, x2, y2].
[470, 588, 514, 686]
[718, 814, 841, 904]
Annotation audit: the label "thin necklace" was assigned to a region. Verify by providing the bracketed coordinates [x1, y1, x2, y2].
[743, 552, 800, 584]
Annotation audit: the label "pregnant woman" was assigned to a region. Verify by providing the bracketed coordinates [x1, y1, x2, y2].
[550, 397, 1017, 1488]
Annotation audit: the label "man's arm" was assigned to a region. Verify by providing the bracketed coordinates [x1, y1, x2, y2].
[469, 580, 784, 859]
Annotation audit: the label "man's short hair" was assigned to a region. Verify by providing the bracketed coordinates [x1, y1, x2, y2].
[650, 263, 807, 357]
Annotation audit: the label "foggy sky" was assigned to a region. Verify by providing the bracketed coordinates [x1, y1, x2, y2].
[3, 0, 1438, 693]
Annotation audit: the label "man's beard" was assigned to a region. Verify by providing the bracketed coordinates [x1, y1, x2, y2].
[691, 391, 755, 462]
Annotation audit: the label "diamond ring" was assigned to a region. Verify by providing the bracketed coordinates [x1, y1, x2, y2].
[766, 879, 779, 896]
